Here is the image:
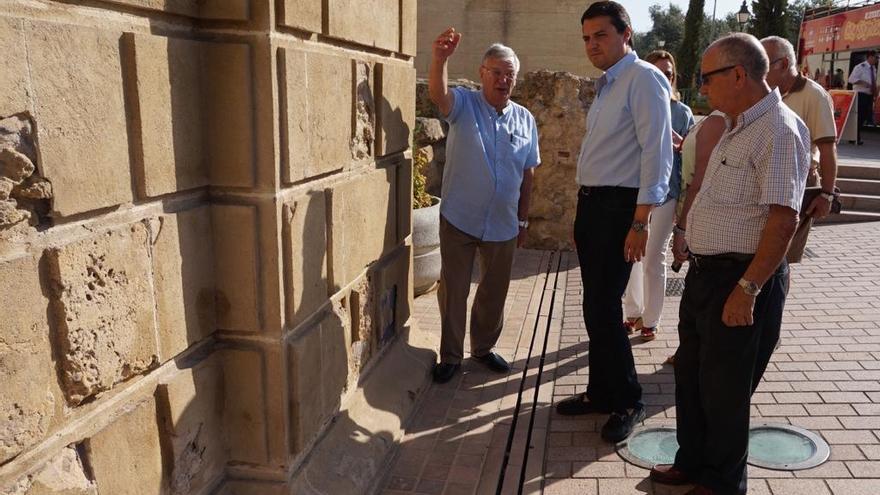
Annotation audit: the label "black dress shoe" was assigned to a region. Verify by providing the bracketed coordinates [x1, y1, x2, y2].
[650, 464, 692, 485]
[432, 362, 460, 383]
[472, 352, 510, 373]
[600, 406, 646, 443]
[555, 393, 612, 415]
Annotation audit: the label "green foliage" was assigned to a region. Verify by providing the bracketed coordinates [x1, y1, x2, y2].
[677, 0, 705, 88]
[633, 3, 687, 57]
[751, 0, 789, 39]
[412, 145, 434, 209]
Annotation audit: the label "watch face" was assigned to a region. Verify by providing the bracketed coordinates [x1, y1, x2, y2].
[632, 221, 647, 232]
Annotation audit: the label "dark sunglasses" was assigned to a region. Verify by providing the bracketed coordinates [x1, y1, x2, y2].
[699, 64, 738, 85]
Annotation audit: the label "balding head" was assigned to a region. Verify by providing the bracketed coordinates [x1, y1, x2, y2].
[761, 36, 797, 75]
[705, 32, 769, 83]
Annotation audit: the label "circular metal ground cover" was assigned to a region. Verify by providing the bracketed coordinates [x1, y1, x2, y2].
[617, 424, 830, 471]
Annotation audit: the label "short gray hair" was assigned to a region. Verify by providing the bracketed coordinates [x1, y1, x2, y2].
[482, 43, 520, 73]
[761, 36, 797, 71]
[706, 33, 768, 82]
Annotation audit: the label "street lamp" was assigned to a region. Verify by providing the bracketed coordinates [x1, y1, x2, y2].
[736, 0, 751, 32]
[658, 40, 666, 49]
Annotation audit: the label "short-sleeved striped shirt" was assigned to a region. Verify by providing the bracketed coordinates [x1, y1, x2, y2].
[686, 89, 811, 256]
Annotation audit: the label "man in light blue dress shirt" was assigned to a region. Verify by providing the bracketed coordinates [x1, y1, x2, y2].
[554, 1, 673, 444]
[427, 28, 541, 384]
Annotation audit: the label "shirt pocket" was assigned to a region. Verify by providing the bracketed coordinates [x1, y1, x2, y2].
[507, 134, 531, 167]
[710, 159, 750, 205]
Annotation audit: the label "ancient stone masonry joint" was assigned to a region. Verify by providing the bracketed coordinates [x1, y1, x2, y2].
[0, 113, 53, 234]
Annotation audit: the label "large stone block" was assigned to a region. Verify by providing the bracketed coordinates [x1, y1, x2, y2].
[397, 157, 413, 239]
[281, 48, 357, 184]
[212, 204, 260, 332]
[222, 348, 267, 464]
[203, 42, 255, 188]
[216, 480, 285, 495]
[376, 62, 415, 157]
[4, 446, 97, 494]
[156, 357, 226, 495]
[25, 21, 132, 217]
[0, 18, 28, 119]
[125, 34, 207, 198]
[283, 191, 328, 329]
[326, 0, 399, 51]
[152, 207, 216, 360]
[278, 0, 322, 32]
[86, 399, 163, 495]
[0, 255, 55, 464]
[99, 0, 248, 20]
[371, 245, 412, 347]
[400, 0, 417, 56]
[326, 168, 397, 290]
[46, 223, 159, 405]
[288, 303, 351, 456]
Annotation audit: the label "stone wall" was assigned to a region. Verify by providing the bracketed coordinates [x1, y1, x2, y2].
[415, 0, 602, 80]
[0, 1, 430, 494]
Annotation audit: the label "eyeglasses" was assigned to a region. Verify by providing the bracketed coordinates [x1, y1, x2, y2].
[769, 57, 786, 67]
[699, 64, 739, 85]
[482, 66, 517, 81]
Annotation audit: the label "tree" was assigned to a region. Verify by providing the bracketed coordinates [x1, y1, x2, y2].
[677, 0, 705, 88]
[751, 0, 789, 39]
[633, 4, 687, 56]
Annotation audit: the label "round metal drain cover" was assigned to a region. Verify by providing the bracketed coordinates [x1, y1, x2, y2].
[617, 424, 830, 471]
[747, 423, 830, 470]
[616, 426, 678, 469]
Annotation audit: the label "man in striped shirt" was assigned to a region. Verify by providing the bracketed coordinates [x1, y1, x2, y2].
[650, 33, 810, 495]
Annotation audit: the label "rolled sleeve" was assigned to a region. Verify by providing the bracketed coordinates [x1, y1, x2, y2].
[445, 86, 466, 123]
[631, 70, 674, 205]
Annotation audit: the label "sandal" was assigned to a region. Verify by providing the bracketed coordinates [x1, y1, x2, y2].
[640, 326, 657, 341]
[624, 317, 643, 335]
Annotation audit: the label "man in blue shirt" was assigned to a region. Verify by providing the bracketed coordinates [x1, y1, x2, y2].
[428, 27, 541, 384]
[554, 1, 673, 443]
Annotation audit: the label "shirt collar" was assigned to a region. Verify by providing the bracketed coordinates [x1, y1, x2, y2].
[596, 51, 637, 94]
[727, 88, 782, 132]
[479, 90, 512, 117]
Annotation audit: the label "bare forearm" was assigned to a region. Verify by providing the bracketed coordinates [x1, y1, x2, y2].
[816, 140, 837, 192]
[743, 205, 798, 286]
[634, 204, 653, 223]
[429, 57, 452, 116]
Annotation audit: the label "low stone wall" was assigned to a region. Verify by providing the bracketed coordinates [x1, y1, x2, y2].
[415, 71, 595, 251]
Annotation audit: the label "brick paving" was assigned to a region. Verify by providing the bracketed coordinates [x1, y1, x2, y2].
[381, 221, 880, 495]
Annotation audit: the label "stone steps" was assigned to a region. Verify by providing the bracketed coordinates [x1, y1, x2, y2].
[816, 164, 880, 224]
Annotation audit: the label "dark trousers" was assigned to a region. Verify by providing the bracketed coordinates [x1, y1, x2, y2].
[574, 186, 642, 413]
[857, 92, 873, 143]
[673, 254, 788, 495]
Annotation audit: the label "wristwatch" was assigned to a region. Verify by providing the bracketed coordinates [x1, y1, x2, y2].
[738, 278, 761, 296]
[631, 220, 647, 233]
[819, 191, 834, 201]
[518, 219, 529, 229]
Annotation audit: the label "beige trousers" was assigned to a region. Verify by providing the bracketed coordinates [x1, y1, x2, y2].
[437, 216, 516, 364]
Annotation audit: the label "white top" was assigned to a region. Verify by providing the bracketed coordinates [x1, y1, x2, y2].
[686, 90, 811, 255]
[783, 77, 837, 170]
[848, 61, 877, 95]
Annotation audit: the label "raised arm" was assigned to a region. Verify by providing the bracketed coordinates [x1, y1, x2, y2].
[429, 27, 461, 117]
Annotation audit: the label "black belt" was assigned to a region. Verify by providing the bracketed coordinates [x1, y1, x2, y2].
[689, 252, 754, 269]
[578, 185, 638, 196]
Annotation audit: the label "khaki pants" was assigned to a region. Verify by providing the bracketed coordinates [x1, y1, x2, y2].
[787, 169, 820, 264]
[437, 216, 516, 364]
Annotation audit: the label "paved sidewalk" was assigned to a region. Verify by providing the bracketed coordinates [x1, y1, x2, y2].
[381, 221, 880, 495]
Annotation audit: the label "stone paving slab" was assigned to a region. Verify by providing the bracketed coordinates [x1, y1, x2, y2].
[381, 221, 880, 495]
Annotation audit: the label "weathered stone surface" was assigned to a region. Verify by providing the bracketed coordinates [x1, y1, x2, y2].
[281, 48, 355, 184]
[327, 168, 397, 290]
[152, 207, 216, 360]
[376, 62, 416, 157]
[284, 191, 328, 329]
[222, 348, 267, 464]
[98, 0, 248, 19]
[279, 0, 322, 32]
[326, 0, 399, 51]
[28, 446, 97, 494]
[216, 480, 285, 495]
[288, 302, 351, 456]
[513, 71, 594, 250]
[414, 117, 445, 146]
[0, 18, 28, 118]
[0, 148, 34, 182]
[212, 204, 260, 332]
[400, 0, 417, 56]
[47, 223, 159, 405]
[127, 34, 207, 198]
[203, 42, 254, 188]
[87, 399, 163, 495]
[26, 21, 132, 217]
[415, 78, 478, 119]
[0, 255, 55, 464]
[397, 157, 413, 238]
[351, 61, 375, 161]
[371, 245, 412, 349]
[156, 357, 226, 495]
[0, 115, 51, 232]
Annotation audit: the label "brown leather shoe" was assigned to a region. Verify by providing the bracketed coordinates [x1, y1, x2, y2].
[649, 464, 691, 485]
[684, 485, 717, 495]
